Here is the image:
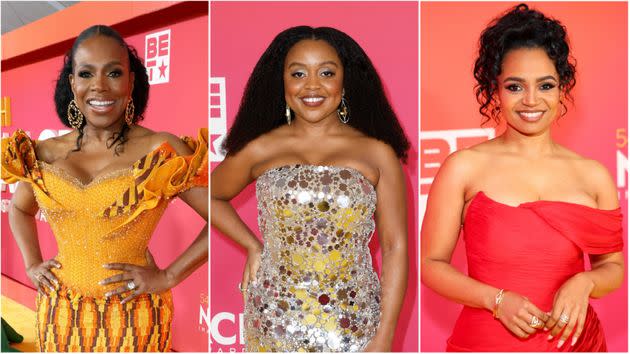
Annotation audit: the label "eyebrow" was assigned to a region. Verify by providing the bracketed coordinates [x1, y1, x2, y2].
[503, 75, 558, 83]
[75, 61, 125, 69]
[287, 60, 339, 68]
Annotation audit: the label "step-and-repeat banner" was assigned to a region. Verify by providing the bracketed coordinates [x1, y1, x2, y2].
[210, 1, 419, 351]
[420, 2, 628, 351]
[0, 3, 208, 352]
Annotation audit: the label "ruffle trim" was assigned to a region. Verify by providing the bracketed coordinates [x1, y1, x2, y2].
[1, 128, 208, 229]
[101, 128, 208, 230]
[1, 129, 48, 193]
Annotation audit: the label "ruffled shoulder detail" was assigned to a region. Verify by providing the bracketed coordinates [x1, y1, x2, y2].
[101, 128, 208, 228]
[524, 202, 624, 254]
[1, 129, 48, 193]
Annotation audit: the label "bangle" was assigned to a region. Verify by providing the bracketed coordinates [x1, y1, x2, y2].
[492, 289, 505, 319]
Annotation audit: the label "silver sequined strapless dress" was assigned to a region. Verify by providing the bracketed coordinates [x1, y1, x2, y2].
[245, 164, 382, 352]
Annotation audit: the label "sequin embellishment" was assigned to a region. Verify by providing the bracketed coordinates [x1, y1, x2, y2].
[246, 165, 381, 352]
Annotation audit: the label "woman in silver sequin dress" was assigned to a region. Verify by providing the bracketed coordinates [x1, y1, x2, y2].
[211, 26, 410, 352]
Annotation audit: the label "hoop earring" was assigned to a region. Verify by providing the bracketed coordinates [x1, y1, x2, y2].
[67, 99, 84, 129]
[337, 92, 349, 124]
[285, 104, 292, 125]
[125, 98, 135, 126]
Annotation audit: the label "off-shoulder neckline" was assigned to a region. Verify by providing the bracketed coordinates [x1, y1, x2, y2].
[38, 140, 174, 187]
[470, 190, 621, 214]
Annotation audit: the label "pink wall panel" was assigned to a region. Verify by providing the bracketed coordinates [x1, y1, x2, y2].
[1, 4, 208, 352]
[421, 2, 628, 351]
[210, 1, 418, 351]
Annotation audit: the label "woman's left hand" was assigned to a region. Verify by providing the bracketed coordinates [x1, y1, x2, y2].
[100, 250, 173, 304]
[362, 333, 392, 352]
[545, 272, 594, 348]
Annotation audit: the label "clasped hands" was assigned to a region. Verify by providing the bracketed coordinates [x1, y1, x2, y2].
[495, 273, 595, 348]
[28, 250, 172, 304]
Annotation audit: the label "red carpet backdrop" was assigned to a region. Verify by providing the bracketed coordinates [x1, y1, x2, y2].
[420, 2, 628, 351]
[0, 2, 208, 351]
[210, 1, 418, 351]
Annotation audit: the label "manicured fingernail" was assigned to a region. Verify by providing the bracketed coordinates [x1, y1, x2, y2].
[98, 280, 104, 285]
[104, 292, 111, 298]
[547, 335, 553, 341]
[571, 337, 577, 346]
[102, 264, 109, 268]
[557, 340, 565, 348]
[543, 327, 549, 331]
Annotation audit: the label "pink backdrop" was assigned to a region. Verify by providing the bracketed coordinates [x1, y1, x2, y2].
[420, 2, 628, 351]
[210, 1, 418, 351]
[0, 3, 209, 351]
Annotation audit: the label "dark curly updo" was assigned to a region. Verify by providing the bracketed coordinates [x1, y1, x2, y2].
[54, 25, 150, 154]
[473, 3, 576, 124]
[222, 26, 410, 161]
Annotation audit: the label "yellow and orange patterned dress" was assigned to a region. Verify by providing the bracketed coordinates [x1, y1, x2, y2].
[1, 129, 208, 352]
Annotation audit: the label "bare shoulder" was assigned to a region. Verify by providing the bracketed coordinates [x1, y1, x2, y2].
[35, 131, 76, 163]
[555, 144, 613, 182]
[440, 146, 488, 179]
[142, 127, 195, 156]
[236, 125, 292, 162]
[582, 159, 618, 209]
[358, 137, 400, 167]
[555, 145, 618, 208]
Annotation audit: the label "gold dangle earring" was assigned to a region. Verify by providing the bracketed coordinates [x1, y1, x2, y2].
[337, 89, 349, 124]
[67, 99, 84, 129]
[285, 104, 292, 125]
[125, 98, 135, 126]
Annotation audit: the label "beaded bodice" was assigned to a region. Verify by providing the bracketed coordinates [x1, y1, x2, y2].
[245, 164, 381, 352]
[1, 129, 208, 298]
[35, 163, 169, 297]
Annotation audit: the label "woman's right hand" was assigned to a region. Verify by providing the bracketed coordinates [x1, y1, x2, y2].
[26, 259, 61, 292]
[495, 290, 550, 339]
[240, 245, 262, 301]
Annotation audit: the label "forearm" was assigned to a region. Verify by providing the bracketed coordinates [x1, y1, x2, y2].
[375, 243, 408, 342]
[8, 203, 44, 269]
[581, 261, 624, 298]
[421, 258, 498, 312]
[211, 198, 262, 252]
[164, 224, 208, 288]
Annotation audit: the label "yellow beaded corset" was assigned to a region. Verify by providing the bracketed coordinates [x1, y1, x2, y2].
[1, 129, 208, 297]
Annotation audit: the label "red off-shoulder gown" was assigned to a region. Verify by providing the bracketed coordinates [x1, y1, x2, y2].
[447, 191, 624, 352]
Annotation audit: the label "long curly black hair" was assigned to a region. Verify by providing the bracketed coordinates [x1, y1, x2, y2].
[473, 3, 576, 124]
[54, 25, 150, 155]
[222, 26, 410, 161]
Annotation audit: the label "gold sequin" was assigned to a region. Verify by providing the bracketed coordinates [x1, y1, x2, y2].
[1, 129, 208, 352]
[245, 164, 381, 352]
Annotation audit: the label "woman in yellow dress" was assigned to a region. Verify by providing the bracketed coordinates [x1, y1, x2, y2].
[1, 25, 208, 352]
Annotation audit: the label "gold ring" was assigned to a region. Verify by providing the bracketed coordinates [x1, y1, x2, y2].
[530, 315, 544, 329]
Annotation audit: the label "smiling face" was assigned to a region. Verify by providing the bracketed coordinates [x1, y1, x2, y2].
[283, 39, 344, 124]
[69, 35, 134, 129]
[497, 47, 561, 136]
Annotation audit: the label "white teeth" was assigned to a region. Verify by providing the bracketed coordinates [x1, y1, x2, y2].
[520, 111, 543, 118]
[302, 97, 324, 103]
[89, 100, 114, 106]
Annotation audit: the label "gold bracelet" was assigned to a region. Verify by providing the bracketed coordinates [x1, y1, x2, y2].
[492, 289, 505, 319]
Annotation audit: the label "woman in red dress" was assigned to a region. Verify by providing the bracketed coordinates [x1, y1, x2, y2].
[421, 4, 624, 351]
